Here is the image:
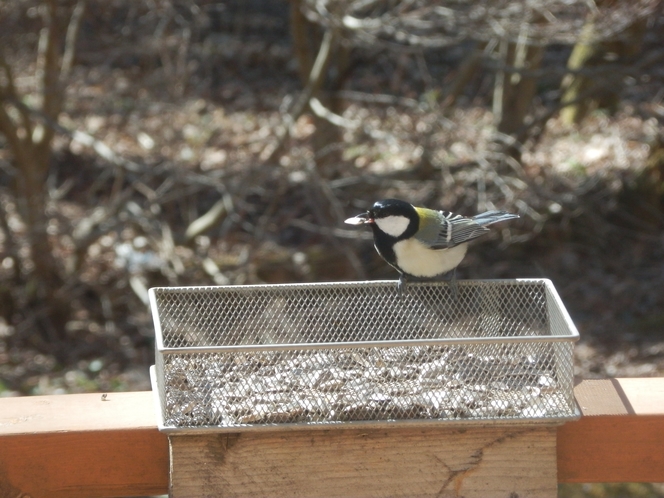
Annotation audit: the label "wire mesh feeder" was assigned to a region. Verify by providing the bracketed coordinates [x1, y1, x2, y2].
[149, 279, 580, 433]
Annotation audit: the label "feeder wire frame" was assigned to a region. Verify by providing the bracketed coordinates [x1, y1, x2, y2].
[150, 279, 580, 433]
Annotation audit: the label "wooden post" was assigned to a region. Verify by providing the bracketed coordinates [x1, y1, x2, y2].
[169, 425, 558, 497]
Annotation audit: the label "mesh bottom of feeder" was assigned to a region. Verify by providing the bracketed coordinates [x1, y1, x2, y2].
[150, 279, 580, 432]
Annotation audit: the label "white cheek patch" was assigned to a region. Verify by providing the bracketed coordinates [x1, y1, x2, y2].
[374, 215, 410, 237]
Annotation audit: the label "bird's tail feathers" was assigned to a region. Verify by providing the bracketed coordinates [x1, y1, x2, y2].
[472, 210, 520, 226]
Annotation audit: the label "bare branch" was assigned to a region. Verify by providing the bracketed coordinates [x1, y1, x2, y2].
[337, 90, 420, 109]
[0, 52, 33, 137]
[6, 96, 144, 173]
[309, 97, 359, 129]
[0, 104, 23, 156]
[70, 129, 144, 172]
[261, 26, 339, 163]
[32, 0, 64, 165]
[184, 196, 231, 242]
[303, 0, 659, 48]
[60, 0, 87, 83]
[309, 96, 396, 142]
[0, 190, 21, 281]
[37, 0, 63, 119]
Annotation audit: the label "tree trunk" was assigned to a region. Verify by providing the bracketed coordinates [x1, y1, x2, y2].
[492, 38, 544, 160]
[442, 41, 487, 107]
[0, 0, 86, 351]
[12, 136, 69, 346]
[560, 15, 647, 125]
[290, 0, 349, 177]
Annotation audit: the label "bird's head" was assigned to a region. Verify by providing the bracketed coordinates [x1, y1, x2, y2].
[345, 199, 418, 239]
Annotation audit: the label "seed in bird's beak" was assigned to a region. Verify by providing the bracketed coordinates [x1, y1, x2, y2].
[345, 213, 371, 225]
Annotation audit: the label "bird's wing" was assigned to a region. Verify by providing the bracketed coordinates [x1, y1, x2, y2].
[471, 210, 520, 226]
[415, 209, 489, 249]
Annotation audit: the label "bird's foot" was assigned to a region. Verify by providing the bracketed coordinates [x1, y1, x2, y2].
[445, 269, 459, 301]
[397, 274, 409, 296]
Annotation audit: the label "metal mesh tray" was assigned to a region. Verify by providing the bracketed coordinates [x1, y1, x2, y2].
[150, 279, 580, 433]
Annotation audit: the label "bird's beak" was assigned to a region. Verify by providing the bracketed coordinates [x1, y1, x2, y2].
[344, 212, 372, 225]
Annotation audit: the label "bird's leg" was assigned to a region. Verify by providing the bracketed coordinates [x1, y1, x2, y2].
[446, 268, 459, 301]
[397, 273, 408, 295]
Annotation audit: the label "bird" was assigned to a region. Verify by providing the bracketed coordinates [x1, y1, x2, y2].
[344, 198, 519, 293]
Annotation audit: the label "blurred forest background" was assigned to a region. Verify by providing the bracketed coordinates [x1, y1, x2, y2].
[0, 0, 663, 403]
[2, 2, 664, 495]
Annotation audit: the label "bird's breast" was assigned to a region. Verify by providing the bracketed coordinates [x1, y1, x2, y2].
[392, 239, 468, 278]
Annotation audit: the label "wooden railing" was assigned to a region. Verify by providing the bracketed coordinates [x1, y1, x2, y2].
[0, 378, 662, 498]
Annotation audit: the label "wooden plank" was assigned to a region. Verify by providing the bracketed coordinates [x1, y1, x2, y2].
[170, 427, 558, 498]
[557, 378, 664, 483]
[614, 377, 664, 414]
[0, 378, 663, 497]
[0, 430, 168, 498]
[0, 391, 159, 435]
[0, 392, 169, 498]
[558, 415, 664, 483]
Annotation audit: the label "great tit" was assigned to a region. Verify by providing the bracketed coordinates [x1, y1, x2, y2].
[345, 198, 519, 292]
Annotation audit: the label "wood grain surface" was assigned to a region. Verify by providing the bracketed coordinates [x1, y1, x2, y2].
[170, 427, 558, 497]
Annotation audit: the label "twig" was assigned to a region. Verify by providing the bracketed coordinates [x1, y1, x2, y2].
[0, 190, 21, 282]
[160, 222, 185, 276]
[482, 47, 664, 80]
[184, 195, 233, 242]
[302, 159, 369, 278]
[37, 0, 66, 154]
[336, 90, 422, 110]
[70, 186, 136, 273]
[261, 27, 339, 163]
[0, 102, 22, 157]
[0, 53, 33, 137]
[9, 97, 144, 173]
[60, 0, 87, 83]
[309, 96, 400, 142]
